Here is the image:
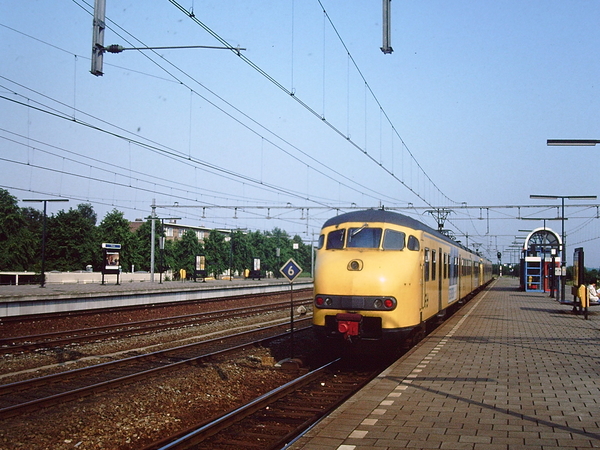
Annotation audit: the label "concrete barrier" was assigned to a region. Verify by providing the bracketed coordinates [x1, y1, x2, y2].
[45, 271, 154, 284]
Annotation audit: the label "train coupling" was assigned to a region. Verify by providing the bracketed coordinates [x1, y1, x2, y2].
[336, 313, 362, 340]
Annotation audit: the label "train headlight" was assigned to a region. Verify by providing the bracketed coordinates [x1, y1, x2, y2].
[315, 296, 334, 308]
[373, 299, 383, 309]
[347, 259, 363, 271]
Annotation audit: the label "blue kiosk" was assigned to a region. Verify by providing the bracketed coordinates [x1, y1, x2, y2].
[520, 227, 561, 293]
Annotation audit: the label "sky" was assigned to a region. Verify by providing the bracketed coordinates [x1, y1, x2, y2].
[1, 1, 600, 268]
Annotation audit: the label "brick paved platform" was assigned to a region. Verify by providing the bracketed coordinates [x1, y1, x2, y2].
[290, 276, 600, 450]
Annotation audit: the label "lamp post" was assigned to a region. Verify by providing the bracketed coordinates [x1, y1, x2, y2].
[547, 139, 600, 146]
[550, 248, 557, 298]
[23, 198, 69, 287]
[530, 195, 597, 302]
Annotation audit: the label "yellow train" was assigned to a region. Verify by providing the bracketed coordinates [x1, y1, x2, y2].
[313, 209, 492, 349]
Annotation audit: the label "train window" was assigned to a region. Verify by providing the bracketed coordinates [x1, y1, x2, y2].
[347, 227, 382, 248]
[317, 234, 325, 250]
[431, 250, 437, 281]
[407, 235, 420, 251]
[326, 229, 345, 249]
[383, 229, 405, 250]
[424, 248, 430, 282]
[444, 253, 448, 279]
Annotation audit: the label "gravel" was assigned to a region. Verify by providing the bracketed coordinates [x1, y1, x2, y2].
[0, 297, 318, 450]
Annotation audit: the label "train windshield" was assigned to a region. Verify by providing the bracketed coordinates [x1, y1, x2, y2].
[326, 229, 345, 249]
[317, 234, 325, 249]
[347, 227, 382, 248]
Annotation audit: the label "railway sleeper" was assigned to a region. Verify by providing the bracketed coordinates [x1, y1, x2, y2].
[275, 404, 325, 413]
[259, 413, 309, 423]
[216, 438, 266, 448]
[233, 429, 287, 442]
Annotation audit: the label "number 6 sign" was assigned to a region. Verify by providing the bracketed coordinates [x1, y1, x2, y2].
[280, 258, 302, 283]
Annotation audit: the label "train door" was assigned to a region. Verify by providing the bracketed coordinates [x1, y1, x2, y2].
[422, 248, 430, 311]
[479, 260, 484, 285]
[438, 248, 443, 312]
[457, 256, 463, 300]
[449, 249, 458, 304]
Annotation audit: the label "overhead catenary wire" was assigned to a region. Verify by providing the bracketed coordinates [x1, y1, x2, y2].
[11, 3, 596, 257]
[167, 0, 458, 209]
[4, 2, 442, 216]
[7, 4, 410, 208]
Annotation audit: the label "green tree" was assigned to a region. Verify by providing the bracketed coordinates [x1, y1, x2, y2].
[264, 228, 291, 276]
[21, 206, 44, 240]
[132, 219, 162, 272]
[246, 230, 268, 275]
[204, 230, 228, 278]
[45, 203, 98, 271]
[20, 206, 44, 271]
[162, 238, 175, 274]
[172, 230, 202, 278]
[98, 209, 135, 272]
[0, 189, 36, 271]
[230, 230, 252, 275]
[291, 234, 312, 276]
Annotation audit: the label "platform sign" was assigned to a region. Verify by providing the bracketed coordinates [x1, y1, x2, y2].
[279, 258, 303, 360]
[101, 243, 121, 285]
[280, 258, 302, 283]
[194, 255, 207, 282]
[102, 243, 121, 250]
[102, 243, 121, 273]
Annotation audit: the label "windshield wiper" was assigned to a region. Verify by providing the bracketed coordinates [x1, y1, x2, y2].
[351, 224, 368, 237]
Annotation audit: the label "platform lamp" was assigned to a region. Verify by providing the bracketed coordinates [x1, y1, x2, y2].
[547, 139, 600, 146]
[549, 247, 558, 298]
[23, 198, 69, 287]
[529, 195, 597, 302]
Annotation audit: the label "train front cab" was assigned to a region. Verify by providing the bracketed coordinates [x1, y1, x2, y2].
[313, 217, 493, 351]
[312, 225, 425, 347]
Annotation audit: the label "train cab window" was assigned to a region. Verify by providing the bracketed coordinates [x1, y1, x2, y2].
[326, 229, 345, 249]
[347, 227, 382, 248]
[317, 234, 325, 250]
[382, 229, 405, 250]
[407, 235, 420, 251]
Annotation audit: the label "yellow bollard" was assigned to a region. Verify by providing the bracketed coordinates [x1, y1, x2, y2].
[578, 284, 589, 309]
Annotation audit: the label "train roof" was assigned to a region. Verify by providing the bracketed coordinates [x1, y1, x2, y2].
[321, 209, 484, 258]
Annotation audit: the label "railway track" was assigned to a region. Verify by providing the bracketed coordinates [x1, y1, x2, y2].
[142, 358, 383, 450]
[136, 285, 491, 449]
[0, 298, 312, 354]
[0, 318, 312, 419]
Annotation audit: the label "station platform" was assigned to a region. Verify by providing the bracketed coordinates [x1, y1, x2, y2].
[290, 276, 600, 450]
[0, 277, 313, 318]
